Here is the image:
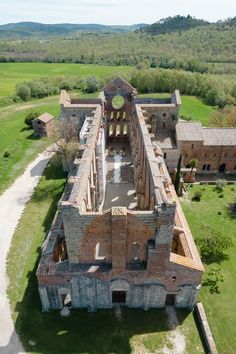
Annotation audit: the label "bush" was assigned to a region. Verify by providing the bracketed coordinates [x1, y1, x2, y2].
[84, 76, 100, 93]
[3, 151, 11, 158]
[16, 84, 31, 101]
[24, 112, 39, 128]
[215, 179, 226, 191]
[192, 191, 202, 201]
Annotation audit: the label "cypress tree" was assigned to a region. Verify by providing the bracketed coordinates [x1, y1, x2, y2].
[174, 154, 182, 195]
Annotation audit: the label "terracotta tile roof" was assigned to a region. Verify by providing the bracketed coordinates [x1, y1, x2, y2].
[35, 112, 54, 124]
[176, 122, 204, 141]
[203, 128, 236, 146]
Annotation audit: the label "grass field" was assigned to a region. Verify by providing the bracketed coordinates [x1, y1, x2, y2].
[0, 62, 132, 97]
[181, 185, 236, 354]
[6, 162, 204, 354]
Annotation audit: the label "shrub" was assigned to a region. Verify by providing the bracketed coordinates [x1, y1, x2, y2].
[192, 191, 202, 201]
[16, 84, 31, 101]
[24, 112, 39, 128]
[3, 151, 11, 158]
[84, 76, 100, 93]
[215, 179, 226, 191]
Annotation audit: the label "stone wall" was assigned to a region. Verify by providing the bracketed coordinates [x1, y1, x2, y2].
[181, 142, 236, 173]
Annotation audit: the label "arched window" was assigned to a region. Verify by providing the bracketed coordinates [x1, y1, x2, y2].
[123, 124, 128, 136]
[110, 111, 114, 120]
[162, 121, 166, 129]
[202, 164, 207, 171]
[95, 242, 105, 260]
[116, 124, 121, 137]
[131, 242, 140, 261]
[109, 124, 114, 137]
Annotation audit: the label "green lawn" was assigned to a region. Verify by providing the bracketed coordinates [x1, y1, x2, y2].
[0, 92, 97, 195]
[139, 93, 215, 126]
[0, 62, 132, 97]
[6, 162, 204, 354]
[181, 185, 236, 354]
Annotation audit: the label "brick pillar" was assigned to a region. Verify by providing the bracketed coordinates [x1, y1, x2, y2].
[147, 203, 176, 271]
[111, 207, 127, 270]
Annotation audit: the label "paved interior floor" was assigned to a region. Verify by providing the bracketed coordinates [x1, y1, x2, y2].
[103, 142, 137, 210]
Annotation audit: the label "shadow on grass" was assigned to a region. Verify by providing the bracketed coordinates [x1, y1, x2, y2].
[202, 266, 224, 294]
[10, 260, 191, 354]
[21, 126, 32, 132]
[227, 202, 236, 220]
[201, 253, 230, 265]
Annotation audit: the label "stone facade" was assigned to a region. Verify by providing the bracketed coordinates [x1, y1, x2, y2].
[32, 112, 55, 138]
[37, 78, 204, 312]
[176, 122, 236, 174]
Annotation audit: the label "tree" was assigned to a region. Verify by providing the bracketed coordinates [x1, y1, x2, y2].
[84, 76, 100, 93]
[188, 158, 198, 183]
[49, 116, 80, 173]
[196, 226, 232, 263]
[24, 112, 39, 128]
[174, 154, 182, 196]
[16, 84, 31, 101]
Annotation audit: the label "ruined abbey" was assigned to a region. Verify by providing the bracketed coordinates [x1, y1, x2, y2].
[37, 78, 211, 311]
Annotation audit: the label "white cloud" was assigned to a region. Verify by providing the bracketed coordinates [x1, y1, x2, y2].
[0, 0, 235, 25]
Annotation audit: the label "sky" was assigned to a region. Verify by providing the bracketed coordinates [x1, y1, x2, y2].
[0, 0, 235, 25]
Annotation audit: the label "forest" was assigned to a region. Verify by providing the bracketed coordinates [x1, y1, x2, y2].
[0, 16, 235, 74]
[1, 16, 236, 108]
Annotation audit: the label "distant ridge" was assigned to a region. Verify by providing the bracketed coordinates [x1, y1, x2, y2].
[140, 15, 236, 35]
[0, 21, 147, 38]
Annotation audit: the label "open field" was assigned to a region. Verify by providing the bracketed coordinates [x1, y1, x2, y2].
[6, 162, 204, 354]
[0, 63, 133, 97]
[181, 185, 236, 354]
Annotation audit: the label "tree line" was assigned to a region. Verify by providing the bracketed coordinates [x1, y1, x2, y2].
[13, 68, 236, 109]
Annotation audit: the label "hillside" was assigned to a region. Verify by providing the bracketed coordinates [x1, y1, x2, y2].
[0, 22, 146, 38]
[0, 16, 235, 74]
[140, 15, 210, 34]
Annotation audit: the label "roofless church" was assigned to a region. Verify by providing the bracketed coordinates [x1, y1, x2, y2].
[37, 77, 236, 311]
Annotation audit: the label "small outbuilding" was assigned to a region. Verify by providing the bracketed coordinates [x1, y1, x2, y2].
[32, 112, 55, 138]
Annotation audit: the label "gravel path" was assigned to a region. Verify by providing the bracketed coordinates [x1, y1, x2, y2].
[0, 149, 52, 354]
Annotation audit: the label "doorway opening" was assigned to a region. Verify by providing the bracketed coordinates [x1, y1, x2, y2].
[112, 291, 126, 304]
[165, 294, 176, 306]
[218, 163, 226, 173]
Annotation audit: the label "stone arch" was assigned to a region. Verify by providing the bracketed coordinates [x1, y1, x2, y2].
[109, 124, 114, 137]
[116, 124, 121, 137]
[110, 278, 131, 305]
[219, 163, 226, 173]
[123, 123, 128, 136]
